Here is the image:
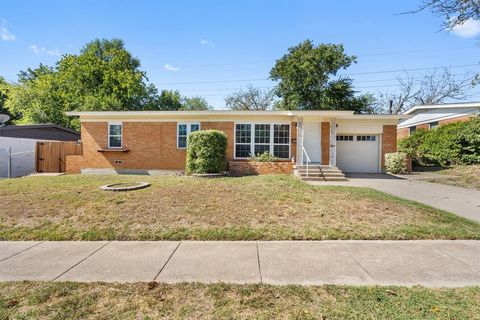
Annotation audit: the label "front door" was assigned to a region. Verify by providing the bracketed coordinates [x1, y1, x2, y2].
[303, 122, 321, 163]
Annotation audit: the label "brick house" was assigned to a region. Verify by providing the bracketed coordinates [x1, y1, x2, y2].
[65, 110, 405, 179]
[397, 102, 480, 139]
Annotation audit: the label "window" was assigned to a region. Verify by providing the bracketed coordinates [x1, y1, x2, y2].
[273, 124, 290, 158]
[429, 121, 439, 129]
[254, 124, 270, 155]
[356, 135, 376, 142]
[108, 123, 122, 148]
[336, 135, 353, 141]
[234, 123, 290, 159]
[235, 124, 251, 158]
[177, 123, 200, 148]
[409, 126, 416, 135]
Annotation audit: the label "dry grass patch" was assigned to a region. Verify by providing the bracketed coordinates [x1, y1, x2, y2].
[425, 165, 480, 190]
[0, 174, 479, 240]
[1, 282, 480, 319]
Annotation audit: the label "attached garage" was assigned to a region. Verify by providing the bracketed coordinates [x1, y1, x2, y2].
[336, 134, 381, 173]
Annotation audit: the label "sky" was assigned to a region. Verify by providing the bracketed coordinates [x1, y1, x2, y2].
[1, 0, 480, 109]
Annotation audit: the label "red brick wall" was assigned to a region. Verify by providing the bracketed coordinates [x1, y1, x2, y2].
[229, 161, 293, 176]
[397, 127, 409, 140]
[291, 122, 297, 161]
[321, 122, 330, 165]
[438, 115, 472, 125]
[381, 125, 397, 171]
[66, 121, 235, 173]
[397, 115, 474, 140]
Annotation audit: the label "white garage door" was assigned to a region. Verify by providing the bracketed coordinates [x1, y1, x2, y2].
[336, 135, 380, 173]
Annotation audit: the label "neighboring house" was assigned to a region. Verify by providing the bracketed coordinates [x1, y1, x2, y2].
[397, 102, 480, 139]
[0, 124, 80, 178]
[65, 110, 405, 179]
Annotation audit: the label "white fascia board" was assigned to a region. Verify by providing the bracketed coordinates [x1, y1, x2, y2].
[403, 102, 480, 114]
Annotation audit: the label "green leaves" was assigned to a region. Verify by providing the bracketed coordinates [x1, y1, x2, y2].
[270, 40, 364, 111]
[5, 38, 154, 130]
[186, 130, 228, 174]
[398, 116, 480, 166]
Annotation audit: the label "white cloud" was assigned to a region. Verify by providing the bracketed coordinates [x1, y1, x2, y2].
[164, 63, 180, 71]
[28, 45, 61, 56]
[1, 27, 15, 41]
[46, 49, 60, 56]
[200, 39, 214, 47]
[451, 19, 480, 38]
[28, 44, 43, 54]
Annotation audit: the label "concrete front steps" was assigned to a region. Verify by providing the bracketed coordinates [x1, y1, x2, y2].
[294, 164, 348, 182]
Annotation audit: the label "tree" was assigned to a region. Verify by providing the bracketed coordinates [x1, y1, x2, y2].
[225, 85, 274, 110]
[270, 40, 362, 111]
[6, 39, 155, 129]
[154, 90, 183, 110]
[375, 69, 471, 114]
[182, 96, 212, 110]
[415, 0, 480, 30]
[0, 77, 15, 124]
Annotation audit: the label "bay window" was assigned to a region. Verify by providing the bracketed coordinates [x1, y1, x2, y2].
[235, 123, 290, 159]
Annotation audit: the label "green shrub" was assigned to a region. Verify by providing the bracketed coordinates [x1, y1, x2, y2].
[384, 152, 407, 174]
[185, 130, 227, 174]
[398, 116, 480, 167]
[457, 116, 480, 164]
[250, 151, 279, 162]
[398, 129, 428, 161]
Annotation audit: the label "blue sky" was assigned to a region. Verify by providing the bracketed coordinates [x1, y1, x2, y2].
[1, 0, 479, 109]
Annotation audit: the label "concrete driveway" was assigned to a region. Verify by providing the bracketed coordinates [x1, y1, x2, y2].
[309, 174, 480, 222]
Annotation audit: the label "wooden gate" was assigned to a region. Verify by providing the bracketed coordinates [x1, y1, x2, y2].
[36, 141, 82, 173]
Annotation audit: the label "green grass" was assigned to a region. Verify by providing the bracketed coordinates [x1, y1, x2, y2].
[0, 174, 479, 240]
[1, 282, 479, 319]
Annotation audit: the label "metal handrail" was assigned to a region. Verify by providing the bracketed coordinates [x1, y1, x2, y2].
[301, 146, 312, 177]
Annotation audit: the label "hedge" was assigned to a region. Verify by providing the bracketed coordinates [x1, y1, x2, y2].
[398, 116, 480, 166]
[185, 130, 227, 174]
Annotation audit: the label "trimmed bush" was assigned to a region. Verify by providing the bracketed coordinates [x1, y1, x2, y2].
[398, 116, 480, 167]
[186, 130, 227, 174]
[249, 151, 279, 162]
[384, 152, 407, 174]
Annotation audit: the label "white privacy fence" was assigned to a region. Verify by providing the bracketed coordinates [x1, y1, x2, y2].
[0, 137, 37, 178]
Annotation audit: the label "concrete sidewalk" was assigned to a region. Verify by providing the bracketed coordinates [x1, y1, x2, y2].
[1, 241, 480, 287]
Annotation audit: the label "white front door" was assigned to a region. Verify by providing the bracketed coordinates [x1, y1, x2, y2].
[303, 122, 321, 163]
[336, 134, 380, 173]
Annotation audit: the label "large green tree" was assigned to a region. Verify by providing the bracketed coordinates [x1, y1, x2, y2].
[6, 39, 156, 129]
[270, 40, 371, 112]
[0, 77, 15, 124]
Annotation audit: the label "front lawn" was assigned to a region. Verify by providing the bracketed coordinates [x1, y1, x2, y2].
[0, 174, 479, 240]
[1, 282, 479, 319]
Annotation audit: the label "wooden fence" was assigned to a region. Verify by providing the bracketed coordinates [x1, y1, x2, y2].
[36, 141, 82, 173]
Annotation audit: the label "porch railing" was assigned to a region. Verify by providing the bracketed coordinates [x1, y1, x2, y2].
[301, 146, 312, 178]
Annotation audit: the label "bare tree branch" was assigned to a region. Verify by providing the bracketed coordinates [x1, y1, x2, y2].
[225, 85, 275, 110]
[376, 68, 473, 114]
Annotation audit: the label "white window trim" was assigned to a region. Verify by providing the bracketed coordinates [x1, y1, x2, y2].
[429, 121, 439, 129]
[234, 122, 291, 160]
[177, 122, 201, 149]
[108, 122, 123, 149]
